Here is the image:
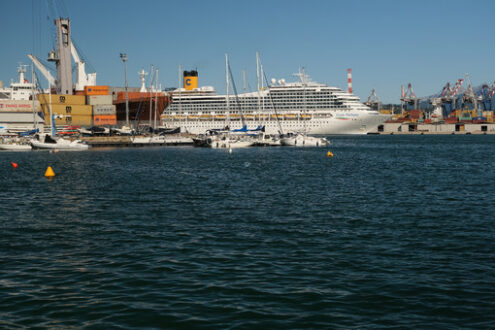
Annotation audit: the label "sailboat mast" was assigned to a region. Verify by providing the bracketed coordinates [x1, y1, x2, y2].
[256, 52, 261, 125]
[154, 69, 159, 129]
[31, 63, 37, 131]
[178, 64, 182, 116]
[49, 80, 54, 137]
[149, 64, 154, 128]
[225, 54, 230, 126]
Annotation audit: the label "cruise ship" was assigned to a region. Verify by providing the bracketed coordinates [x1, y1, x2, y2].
[161, 69, 390, 135]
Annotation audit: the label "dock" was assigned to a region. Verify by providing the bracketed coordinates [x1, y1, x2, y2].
[368, 122, 495, 135]
[80, 134, 194, 147]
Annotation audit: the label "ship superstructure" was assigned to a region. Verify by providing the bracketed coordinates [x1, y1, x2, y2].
[161, 70, 390, 135]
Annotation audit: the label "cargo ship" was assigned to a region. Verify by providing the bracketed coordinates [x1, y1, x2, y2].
[113, 70, 169, 127]
[0, 64, 44, 133]
[161, 69, 390, 135]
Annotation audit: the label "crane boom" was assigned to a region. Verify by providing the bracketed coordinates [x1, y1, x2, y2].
[28, 54, 55, 87]
[70, 39, 97, 90]
[70, 42, 81, 63]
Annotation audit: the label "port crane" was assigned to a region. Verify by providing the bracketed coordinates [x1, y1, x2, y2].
[478, 82, 495, 111]
[29, 17, 96, 93]
[400, 83, 418, 112]
[461, 73, 479, 117]
[364, 89, 381, 110]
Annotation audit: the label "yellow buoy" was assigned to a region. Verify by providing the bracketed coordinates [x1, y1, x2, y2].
[327, 151, 334, 158]
[45, 166, 55, 178]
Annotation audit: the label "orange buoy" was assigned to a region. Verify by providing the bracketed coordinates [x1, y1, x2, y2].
[44, 166, 55, 178]
[326, 151, 334, 158]
[11, 162, 18, 168]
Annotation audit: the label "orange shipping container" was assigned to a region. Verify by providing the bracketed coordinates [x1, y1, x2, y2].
[93, 114, 117, 126]
[84, 85, 109, 96]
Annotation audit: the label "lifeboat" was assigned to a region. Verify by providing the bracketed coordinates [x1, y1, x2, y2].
[187, 115, 199, 120]
[270, 114, 283, 119]
[173, 115, 186, 120]
[245, 114, 255, 120]
[200, 114, 212, 120]
[300, 114, 312, 120]
[214, 115, 227, 120]
[284, 114, 298, 120]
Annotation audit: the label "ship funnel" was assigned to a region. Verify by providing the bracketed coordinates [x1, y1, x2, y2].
[183, 70, 198, 90]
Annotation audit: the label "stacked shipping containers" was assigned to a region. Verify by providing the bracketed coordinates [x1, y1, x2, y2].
[38, 94, 92, 126]
[86, 86, 117, 126]
[38, 85, 117, 127]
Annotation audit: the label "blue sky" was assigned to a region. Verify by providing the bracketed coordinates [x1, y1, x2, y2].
[1, 0, 494, 103]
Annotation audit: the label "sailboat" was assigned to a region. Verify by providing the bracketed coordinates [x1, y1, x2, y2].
[278, 67, 330, 147]
[0, 137, 33, 151]
[30, 113, 89, 150]
[193, 55, 254, 149]
[280, 132, 330, 147]
[30, 101, 89, 150]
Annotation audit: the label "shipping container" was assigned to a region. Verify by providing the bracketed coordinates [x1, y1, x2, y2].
[93, 114, 117, 126]
[408, 109, 421, 119]
[93, 104, 116, 115]
[86, 95, 113, 106]
[84, 85, 109, 95]
[42, 104, 92, 117]
[53, 114, 92, 127]
[38, 94, 86, 105]
[445, 117, 458, 124]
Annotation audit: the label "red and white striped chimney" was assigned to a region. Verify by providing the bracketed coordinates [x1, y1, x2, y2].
[347, 68, 352, 94]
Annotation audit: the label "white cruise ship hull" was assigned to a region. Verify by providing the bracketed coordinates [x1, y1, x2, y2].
[163, 111, 390, 135]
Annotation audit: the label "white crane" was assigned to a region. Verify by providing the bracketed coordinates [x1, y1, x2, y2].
[70, 41, 96, 91]
[28, 54, 56, 88]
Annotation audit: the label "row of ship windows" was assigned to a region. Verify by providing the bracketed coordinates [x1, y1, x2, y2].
[175, 96, 340, 103]
[182, 122, 329, 128]
[170, 105, 350, 112]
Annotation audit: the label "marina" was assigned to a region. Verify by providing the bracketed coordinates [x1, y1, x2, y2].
[2, 0, 495, 328]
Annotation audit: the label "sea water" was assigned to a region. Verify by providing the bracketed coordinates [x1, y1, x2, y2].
[1, 135, 494, 328]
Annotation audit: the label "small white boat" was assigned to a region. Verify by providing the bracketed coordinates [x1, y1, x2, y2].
[132, 135, 193, 145]
[208, 135, 254, 149]
[0, 143, 32, 151]
[31, 134, 89, 150]
[0, 138, 33, 151]
[112, 126, 135, 136]
[280, 132, 330, 147]
[253, 133, 281, 147]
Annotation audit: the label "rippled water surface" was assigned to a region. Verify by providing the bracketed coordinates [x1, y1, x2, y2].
[1, 135, 495, 328]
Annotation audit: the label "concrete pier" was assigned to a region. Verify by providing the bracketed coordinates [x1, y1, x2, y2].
[368, 123, 495, 135]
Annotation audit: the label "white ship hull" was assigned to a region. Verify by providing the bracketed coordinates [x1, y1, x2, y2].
[163, 111, 389, 135]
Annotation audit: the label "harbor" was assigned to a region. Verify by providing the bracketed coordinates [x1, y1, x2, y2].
[3, 0, 495, 328]
[2, 15, 495, 145]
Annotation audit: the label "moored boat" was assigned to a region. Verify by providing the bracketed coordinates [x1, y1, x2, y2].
[31, 134, 89, 150]
[280, 132, 330, 147]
